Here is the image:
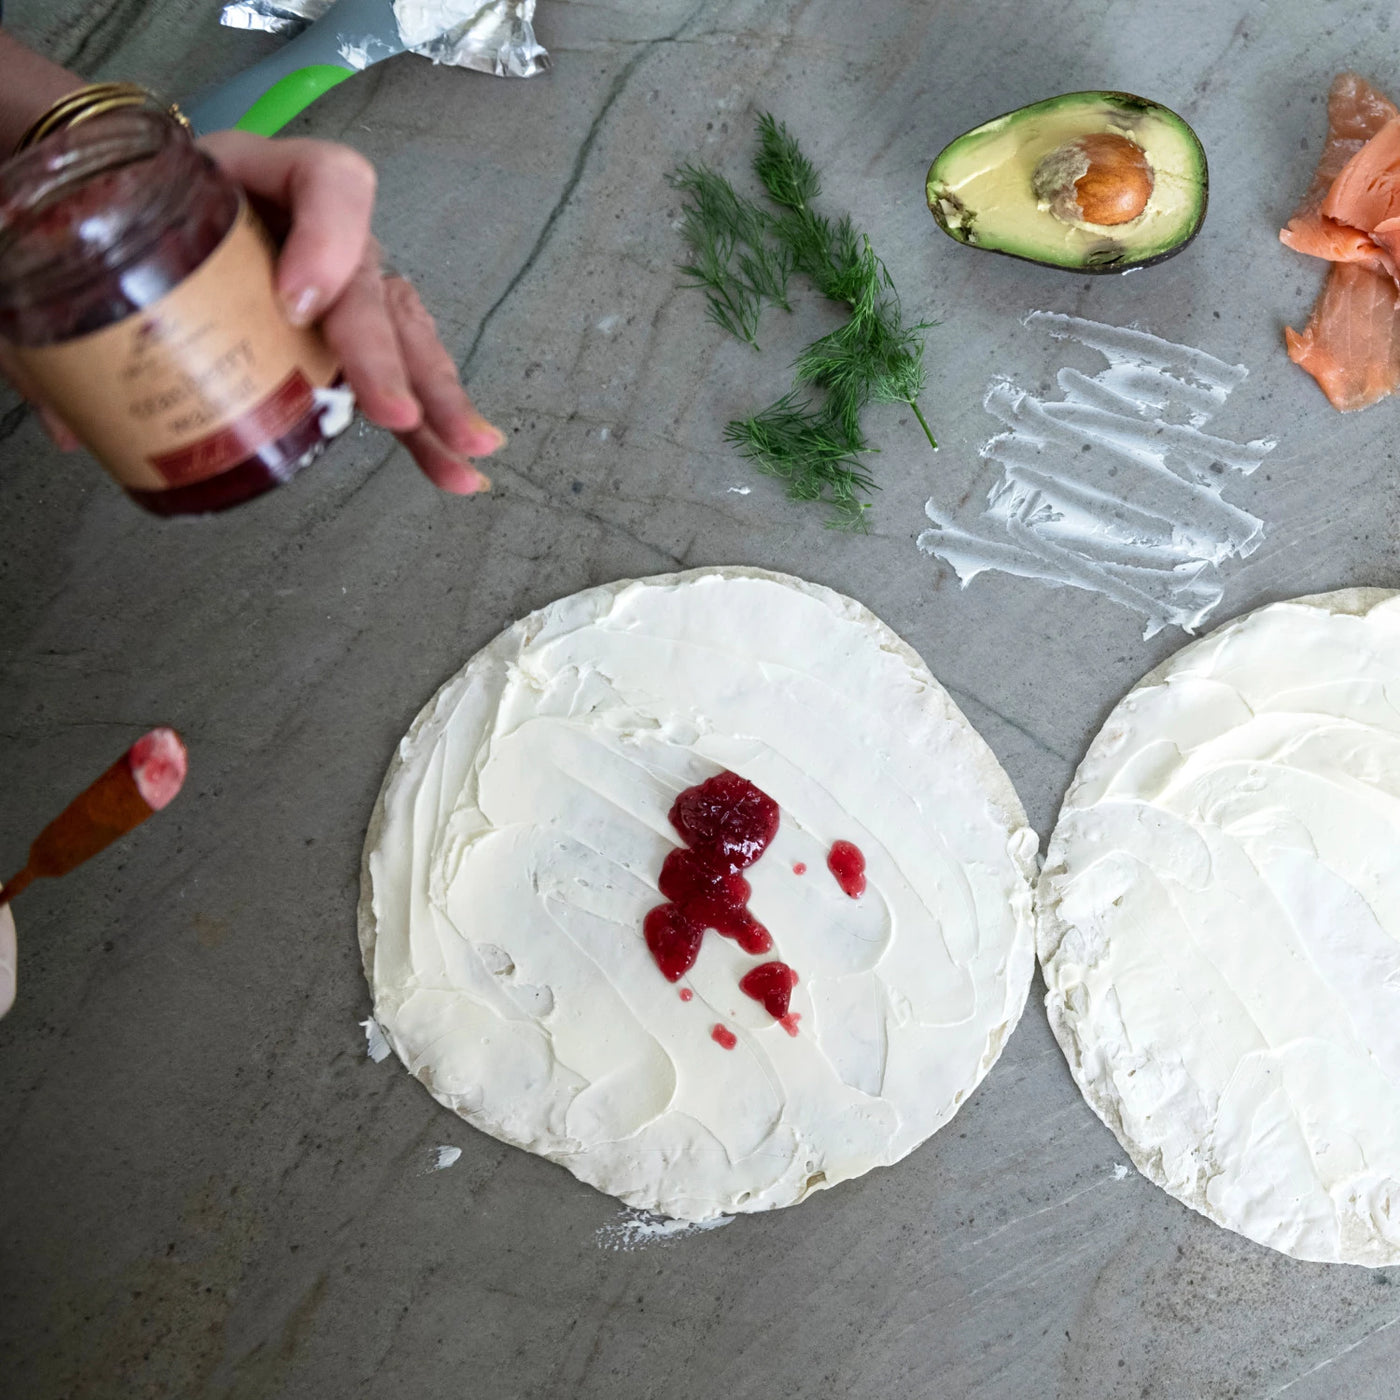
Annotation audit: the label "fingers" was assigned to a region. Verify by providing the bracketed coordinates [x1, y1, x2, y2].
[396, 418, 493, 495]
[0, 347, 80, 450]
[37, 405, 81, 452]
[321, 251, 421, 433]
[383, 276, 505, 458]
[200, 130, 376, 328]
[198, 131, 504, 495]
[0, 902, 15, 1020]
[323, 267, 500, 490]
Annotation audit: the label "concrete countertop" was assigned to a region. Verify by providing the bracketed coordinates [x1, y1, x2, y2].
[3, 1, 1399, 1396]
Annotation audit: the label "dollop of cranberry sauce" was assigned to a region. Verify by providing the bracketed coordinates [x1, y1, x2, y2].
[642, 904, 703, 982]
[827, 840, 867, 898]
[739, 961, 799, 1024]
[657, 849, 771, 954]
[643, 770, 799, 1032]
[669, 770, 779, 871]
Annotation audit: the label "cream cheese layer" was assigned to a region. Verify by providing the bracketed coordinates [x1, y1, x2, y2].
[1039, 588, 1400, 1264]
[361, 568, 1037, 1220]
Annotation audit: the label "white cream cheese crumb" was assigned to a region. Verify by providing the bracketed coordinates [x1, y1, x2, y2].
[360, 1016, 392, 1063]
[314, 385, 356, 438]
[597, 1208, 733, 1251]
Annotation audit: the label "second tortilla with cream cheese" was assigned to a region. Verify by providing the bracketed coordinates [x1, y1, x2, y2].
[1040, 588, 1400, 1265]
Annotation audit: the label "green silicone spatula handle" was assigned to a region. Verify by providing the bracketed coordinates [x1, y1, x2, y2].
[185, 0, 405, 136]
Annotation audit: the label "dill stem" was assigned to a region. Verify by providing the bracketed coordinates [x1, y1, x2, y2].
[909, 399, 938, 453]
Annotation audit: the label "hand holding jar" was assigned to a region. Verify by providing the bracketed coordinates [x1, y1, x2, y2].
[199, 129, 504, 495]
[0, 30, 504, 510]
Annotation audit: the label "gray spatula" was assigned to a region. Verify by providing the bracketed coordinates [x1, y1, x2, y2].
[186, 0, 450, 135]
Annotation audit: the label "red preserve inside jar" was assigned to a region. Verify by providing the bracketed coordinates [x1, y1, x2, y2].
[0, 109, 349, 515]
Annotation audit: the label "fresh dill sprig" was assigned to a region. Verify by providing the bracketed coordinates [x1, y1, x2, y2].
[671, 113, 938, 526]
[753, 111, 821, 211]
[791, 240, 938, 451]
[724, 393, 874, 529]
[669, 163, 791, 347]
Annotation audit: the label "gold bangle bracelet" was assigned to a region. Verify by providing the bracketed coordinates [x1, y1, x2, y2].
[13, 82, 190, 157]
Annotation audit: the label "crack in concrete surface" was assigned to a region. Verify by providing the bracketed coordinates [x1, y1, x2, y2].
[1265, 1311, 1400, 1398]
[459, 0, 714, 380]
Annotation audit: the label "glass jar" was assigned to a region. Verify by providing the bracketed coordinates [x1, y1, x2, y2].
[0, 108, 351, 515]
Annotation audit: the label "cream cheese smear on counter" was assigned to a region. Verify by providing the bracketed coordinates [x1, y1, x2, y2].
[359, 568, 1038, 1220]
[1039, 590, 1400, 1265]
[919, 313, 1276, 638]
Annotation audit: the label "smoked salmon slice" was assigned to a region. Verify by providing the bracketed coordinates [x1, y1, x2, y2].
[1282, 74, 1400, 410]
[1323, 117, 1400, 232]
[1285, 262, 1400, 412]
[1374, 214, 1400, 269]
[1280, 215, 1393, 276]
[1280, 72, 1398, 264]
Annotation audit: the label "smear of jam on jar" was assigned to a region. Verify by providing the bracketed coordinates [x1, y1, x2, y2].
[643, 770, 799, 1030]
[827, 840, 867, 898]
[711, 1024, 737, 1050]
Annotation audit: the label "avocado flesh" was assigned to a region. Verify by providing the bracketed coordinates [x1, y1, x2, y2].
[926, 92, 1208, 271]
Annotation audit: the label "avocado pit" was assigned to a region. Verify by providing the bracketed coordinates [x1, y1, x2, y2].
[1033, 132, 1154, 227]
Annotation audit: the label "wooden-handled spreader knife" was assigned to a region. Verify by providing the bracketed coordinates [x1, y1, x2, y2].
[0, 728, 188, 907]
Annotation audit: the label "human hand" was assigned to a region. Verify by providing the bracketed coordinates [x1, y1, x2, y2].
[5, 128, 504, 494]
[199, 130, 503, 494]
[0, 902, 15, 1019]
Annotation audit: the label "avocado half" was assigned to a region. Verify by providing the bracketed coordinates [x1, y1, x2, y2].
[926, 91, 1208, 273]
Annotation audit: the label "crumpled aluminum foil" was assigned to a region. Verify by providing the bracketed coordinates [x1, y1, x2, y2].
[218, 0, 549, 78]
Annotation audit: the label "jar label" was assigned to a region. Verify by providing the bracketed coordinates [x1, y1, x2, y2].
[10, 203, 340, 491]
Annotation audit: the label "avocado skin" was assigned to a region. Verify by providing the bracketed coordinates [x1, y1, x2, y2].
[925, 91, 1208, 274]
